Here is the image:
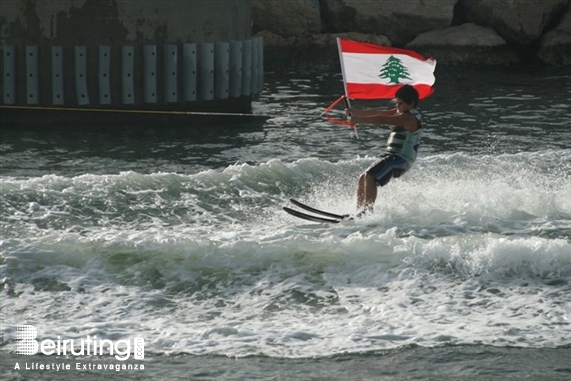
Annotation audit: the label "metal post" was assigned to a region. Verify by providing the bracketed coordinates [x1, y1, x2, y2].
[229, 41, 242, 98]
[255, 36, 264, 94]
[98, 46, 111, 104]
[164, 44, 178, 103]
[241, 39, 252, 96]
[2, 46, 16, 104]
[143, 45, 157, 103]
[122, 46, 135, 104]
[183, 43, 197, 102]
[74, 46, 90, 105]
[215, 42, 229, 99]
[200, 43, 214, 100]
[52, 46, 64, 105]
[26, 46, 39, 104]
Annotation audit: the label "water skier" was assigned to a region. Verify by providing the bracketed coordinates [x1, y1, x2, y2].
[345, 85, 423, 217]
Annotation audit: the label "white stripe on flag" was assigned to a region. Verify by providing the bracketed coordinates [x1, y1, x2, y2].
[342, 53, 436, 85]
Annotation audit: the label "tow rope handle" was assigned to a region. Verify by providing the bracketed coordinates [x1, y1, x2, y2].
[321, 95, 359, 138]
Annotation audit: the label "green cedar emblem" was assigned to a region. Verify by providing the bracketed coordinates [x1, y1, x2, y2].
[379, 55, 412, 84]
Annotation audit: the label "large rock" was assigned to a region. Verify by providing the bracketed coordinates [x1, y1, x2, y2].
[257, 30, 391, 49]
[321, 0, 457, 45]
[309, 32, 391, 49]
[461, 0, 568, 46]
[258, 30, 392, 70]
[252, 0, 321, 37]
[538, 9, 571, 66]
[406, 23, 520, 65]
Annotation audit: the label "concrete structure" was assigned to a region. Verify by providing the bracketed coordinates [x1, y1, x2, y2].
[0, 0, 262, 125]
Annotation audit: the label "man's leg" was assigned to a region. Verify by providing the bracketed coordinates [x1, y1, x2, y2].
[357, 173, 366, 210]
[358, 155, 402, 214]
[363, 173, 377, 211]
[357, 172, 377, 212]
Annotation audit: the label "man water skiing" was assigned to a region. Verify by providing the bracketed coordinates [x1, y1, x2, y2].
[345, 85, 423, 217]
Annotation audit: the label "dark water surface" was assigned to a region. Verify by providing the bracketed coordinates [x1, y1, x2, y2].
[1, 65, 570, 380]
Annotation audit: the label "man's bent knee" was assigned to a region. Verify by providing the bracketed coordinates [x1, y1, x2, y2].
[364, 172, 376, 184]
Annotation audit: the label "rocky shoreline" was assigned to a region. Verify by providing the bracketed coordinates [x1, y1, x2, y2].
[253, 0, 571, 68]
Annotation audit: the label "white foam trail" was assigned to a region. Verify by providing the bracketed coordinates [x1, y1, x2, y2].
[1, 150, 570, 358]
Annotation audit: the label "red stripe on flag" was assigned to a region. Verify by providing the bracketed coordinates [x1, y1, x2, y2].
[339, 39, 432, 61]
[346, 83, 435, 100]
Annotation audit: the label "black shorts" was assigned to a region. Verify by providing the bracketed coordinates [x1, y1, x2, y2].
[366, 153, 411, 187]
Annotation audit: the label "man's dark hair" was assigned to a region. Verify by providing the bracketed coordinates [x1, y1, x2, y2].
[395, 85, 419, 107]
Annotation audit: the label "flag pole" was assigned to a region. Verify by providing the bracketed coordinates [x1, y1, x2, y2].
[337, 38, 359, 139]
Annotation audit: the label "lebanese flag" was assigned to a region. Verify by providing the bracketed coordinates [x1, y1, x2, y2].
[337, 38, 436, 100]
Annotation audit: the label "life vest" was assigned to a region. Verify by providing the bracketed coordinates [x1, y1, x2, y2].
[386, 108, 423, 163]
